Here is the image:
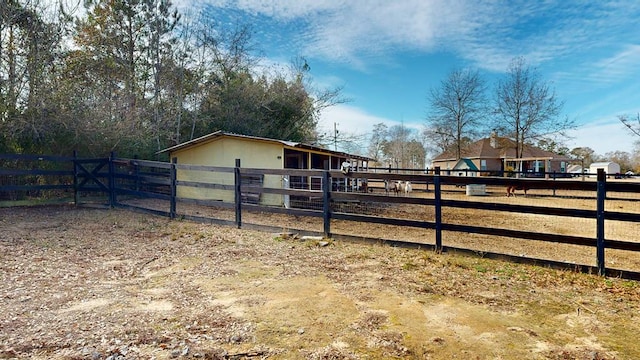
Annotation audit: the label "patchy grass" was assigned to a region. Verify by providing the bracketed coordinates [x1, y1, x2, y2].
[1, 206, 639, 359]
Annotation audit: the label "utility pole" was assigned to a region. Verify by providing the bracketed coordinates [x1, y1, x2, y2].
[334, 122, 339, 151]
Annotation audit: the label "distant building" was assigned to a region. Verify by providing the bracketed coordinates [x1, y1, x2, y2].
[432, 132, 572, 177]
[566, 164, 585, 176]
[588, 162, 620, 177]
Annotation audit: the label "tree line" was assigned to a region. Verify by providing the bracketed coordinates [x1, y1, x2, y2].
[0, 0, 343, 159]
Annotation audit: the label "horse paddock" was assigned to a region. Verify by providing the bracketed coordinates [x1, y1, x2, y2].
[155, 182, 640, 273]
[1, 205, 639, 359]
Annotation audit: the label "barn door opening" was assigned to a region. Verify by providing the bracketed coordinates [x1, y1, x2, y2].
[284, 149, 308, 189]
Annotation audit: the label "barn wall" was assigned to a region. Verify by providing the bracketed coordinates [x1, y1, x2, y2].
[171, 137, 284, 206]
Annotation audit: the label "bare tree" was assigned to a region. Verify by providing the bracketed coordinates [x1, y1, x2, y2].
[494, 57, 572, 162]
[292, 57, 349, 123]
[605, 150, 633, 172]
[631, 141, 640, 173]
[379, 124, 425, 169]
[425, 68, 487, 159]
[619, 113, 640, 138]
[367, 123, 388, 161]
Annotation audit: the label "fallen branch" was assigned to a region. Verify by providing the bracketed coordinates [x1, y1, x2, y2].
[139, 256, 159, 271]
[228, 350, 268, 359]
[574, 301, 596, 314]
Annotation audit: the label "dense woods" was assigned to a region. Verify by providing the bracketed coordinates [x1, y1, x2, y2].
[0, 0, 340, 159]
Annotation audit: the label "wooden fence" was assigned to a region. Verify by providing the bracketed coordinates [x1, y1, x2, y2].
[2, 153, 640, 280]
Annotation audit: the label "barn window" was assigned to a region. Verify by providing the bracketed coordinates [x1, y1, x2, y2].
[480, 160, 487, 171]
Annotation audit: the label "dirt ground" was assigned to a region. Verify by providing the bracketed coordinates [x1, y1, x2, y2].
[2, 206, 640, 359]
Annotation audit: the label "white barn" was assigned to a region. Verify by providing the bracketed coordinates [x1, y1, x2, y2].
[589, 162, 620, 176]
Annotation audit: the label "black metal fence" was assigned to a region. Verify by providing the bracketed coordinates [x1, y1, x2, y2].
[2, 153, 640, 280]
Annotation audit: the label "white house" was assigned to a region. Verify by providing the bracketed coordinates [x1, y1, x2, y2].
[588, 162, 620, 176]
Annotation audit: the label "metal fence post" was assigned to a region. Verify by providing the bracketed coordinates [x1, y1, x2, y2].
[170, 157, 177, 219]
[234, 159, 242, 228]
[73, 150, 79, 206]
[434, 166, 442, 253]
[596, 168, 606, 276]
[323, 170, 331, 238]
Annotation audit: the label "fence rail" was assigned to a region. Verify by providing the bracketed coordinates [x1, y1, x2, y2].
[2, 153, 640, 279]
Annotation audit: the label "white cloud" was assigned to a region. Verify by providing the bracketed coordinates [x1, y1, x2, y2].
[198, 0, 481, 68]
[565, 119, 637, 155]
[213, 0, 338, 19]
[56, 0, 640, 78]
[590, 45, 640, 83]
[317, 104, 423, 144]
[317, 104, 392, 139]
[196, 1, 640, 79]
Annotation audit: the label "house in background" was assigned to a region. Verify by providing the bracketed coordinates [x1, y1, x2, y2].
[431, 132, 573, 177]
[157, 131, 373, 206]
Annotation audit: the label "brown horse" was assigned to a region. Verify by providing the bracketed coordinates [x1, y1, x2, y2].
[506, 185, 528, 197]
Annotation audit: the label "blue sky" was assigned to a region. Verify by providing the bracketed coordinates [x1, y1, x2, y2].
[184, 0, 640, 158]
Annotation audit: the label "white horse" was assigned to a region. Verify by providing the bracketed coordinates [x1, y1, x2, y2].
[386, 180, 412, 196]
[396, 181, 412, 195]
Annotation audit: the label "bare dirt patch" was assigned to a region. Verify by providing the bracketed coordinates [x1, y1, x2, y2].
[1, 206, 639, 359]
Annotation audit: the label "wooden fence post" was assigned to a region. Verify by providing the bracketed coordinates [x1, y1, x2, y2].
[434, 166, 442, 253]
[170, 157, 177, 219]
[596, 168, 606, 276]
[134, 155, 140, 192]
[234, 159, 242, 229]
[322, 170, 331, 238]
[108, 151, 116, 208]
[73, 150, 79, 206]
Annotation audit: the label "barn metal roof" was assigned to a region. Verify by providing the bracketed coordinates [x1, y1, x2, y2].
[156, 130, 374, 161]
